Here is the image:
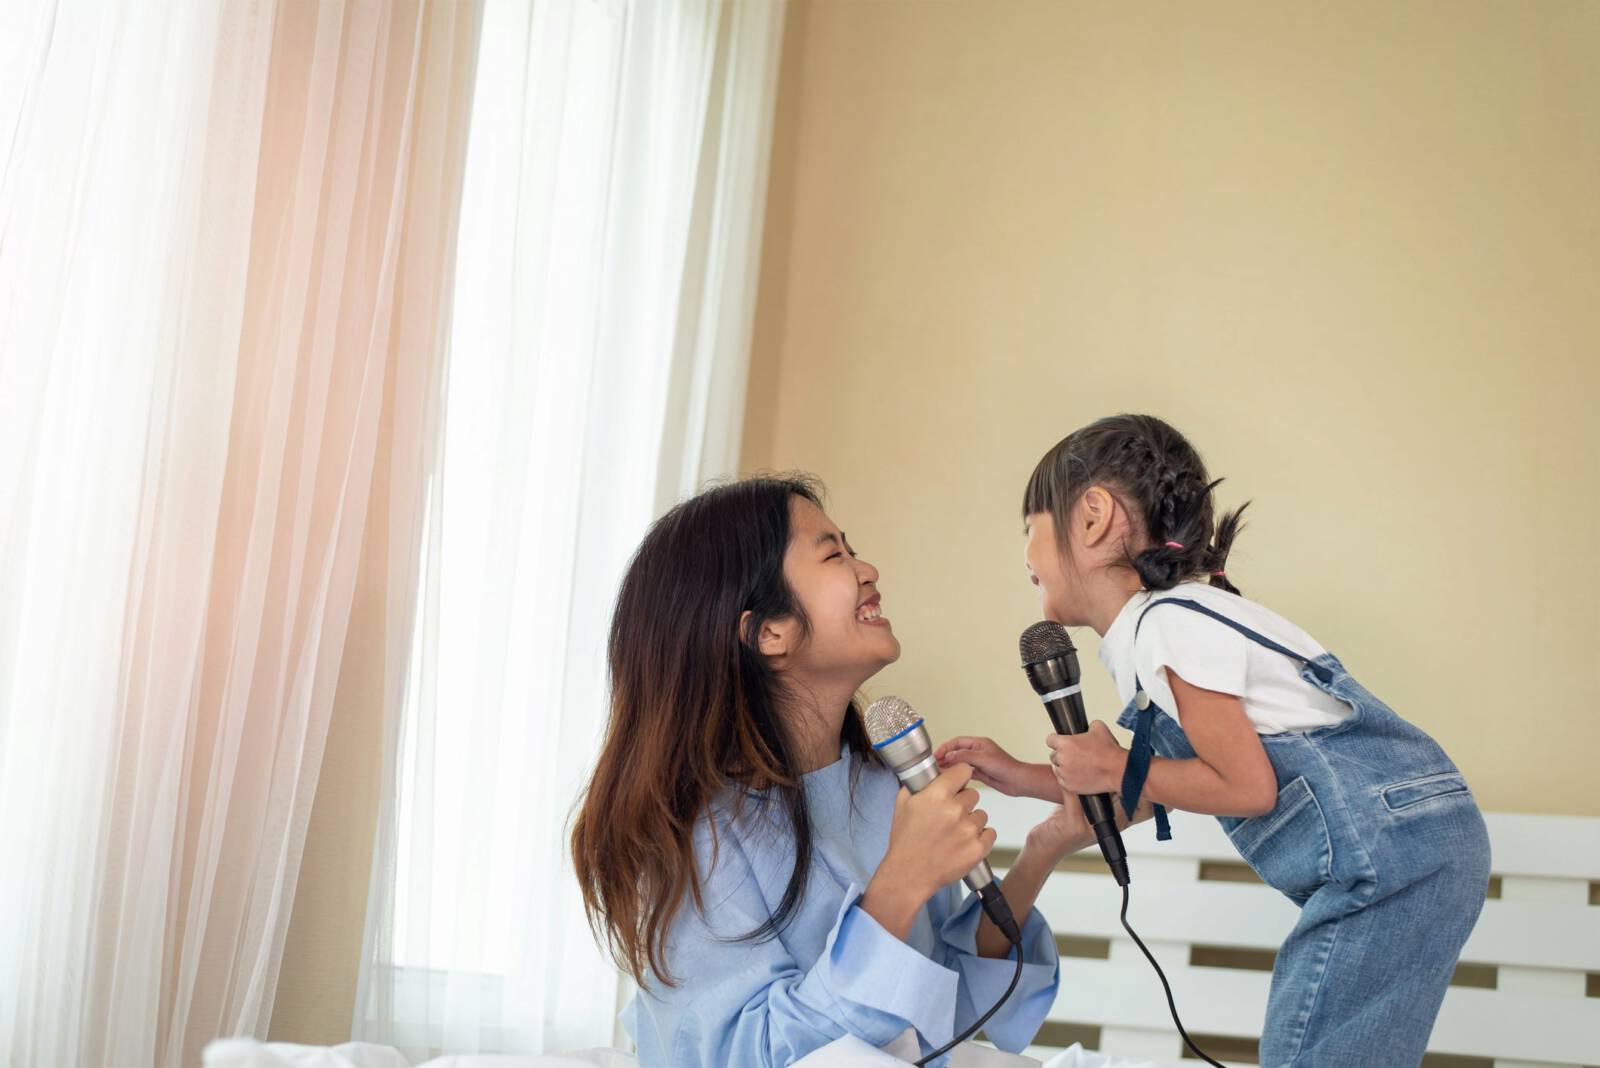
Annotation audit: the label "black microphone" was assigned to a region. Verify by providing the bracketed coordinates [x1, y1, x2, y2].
[1019, 621, 1131, 887]
[864, 695, 1022, 945]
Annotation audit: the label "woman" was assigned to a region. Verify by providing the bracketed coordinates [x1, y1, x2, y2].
[571, 476, 1095, 1066]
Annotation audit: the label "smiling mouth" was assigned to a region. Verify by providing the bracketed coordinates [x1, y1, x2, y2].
[856, 600, 886, 624]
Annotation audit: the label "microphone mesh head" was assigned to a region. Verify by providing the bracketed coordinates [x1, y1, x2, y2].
[864, 695, 922, 745]
[1019, 620, 1075, 665]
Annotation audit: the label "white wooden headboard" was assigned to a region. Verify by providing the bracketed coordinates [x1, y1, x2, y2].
[983, 792, 1600, 1068]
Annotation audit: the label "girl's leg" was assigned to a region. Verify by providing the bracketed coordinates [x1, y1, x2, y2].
[1258, 855, 1488, 1067]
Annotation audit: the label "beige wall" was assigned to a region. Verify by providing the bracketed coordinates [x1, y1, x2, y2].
[743, 0, 1600, 816]
[274, 0, 1598, 1045]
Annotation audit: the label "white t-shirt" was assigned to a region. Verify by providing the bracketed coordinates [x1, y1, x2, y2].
[1097, 582, 1352, 735]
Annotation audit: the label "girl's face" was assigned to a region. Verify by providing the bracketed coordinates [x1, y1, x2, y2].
[1024, 510, 1082, 626]
[1024, 488, 1130, 628]
[780, 497, 900, 684]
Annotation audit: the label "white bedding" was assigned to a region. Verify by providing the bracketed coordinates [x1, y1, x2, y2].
[204, 1036, 1155, 1068]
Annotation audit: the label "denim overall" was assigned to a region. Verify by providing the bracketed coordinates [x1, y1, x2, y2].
[1117, 598, 1491, 1067]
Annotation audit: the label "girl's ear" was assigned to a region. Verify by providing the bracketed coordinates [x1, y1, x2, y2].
[739, 610, 794, 659]
[1079, 485, 1117, 547]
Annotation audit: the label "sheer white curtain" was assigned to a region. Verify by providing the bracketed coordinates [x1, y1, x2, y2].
[0, 2, 482, 1065]
[354, 0, 786, 1057]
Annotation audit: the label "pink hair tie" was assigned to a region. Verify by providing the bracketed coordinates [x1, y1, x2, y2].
[1211, 570, 1226, 577]
[1164, 541, 1184, 550]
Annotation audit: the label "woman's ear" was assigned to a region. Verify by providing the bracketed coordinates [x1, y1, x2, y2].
[738, 610, 793, 659]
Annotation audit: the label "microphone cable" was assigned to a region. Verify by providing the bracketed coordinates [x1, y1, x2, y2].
[1119, 882, 1224, 1067]
[914, 931, 1024, 1067]
[911, 883, 1226, 1067]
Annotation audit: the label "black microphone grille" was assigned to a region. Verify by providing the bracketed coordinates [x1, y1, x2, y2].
[1019, 620, 1075, 665]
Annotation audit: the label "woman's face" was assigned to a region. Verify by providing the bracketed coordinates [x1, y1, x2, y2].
[780, 496, 900, 684]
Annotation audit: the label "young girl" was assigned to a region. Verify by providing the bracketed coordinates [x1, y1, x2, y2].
[571, 476, 1087, 1067]
[940, 415, 1491, 1068]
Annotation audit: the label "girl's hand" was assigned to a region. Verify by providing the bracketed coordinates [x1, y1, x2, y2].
[935, 735, 1057, 801]
[879, 764, 996, 900]
[1046, 721, 1129, 796]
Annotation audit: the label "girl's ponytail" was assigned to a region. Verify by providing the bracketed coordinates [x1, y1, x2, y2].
[1204, 503, 1248, 596]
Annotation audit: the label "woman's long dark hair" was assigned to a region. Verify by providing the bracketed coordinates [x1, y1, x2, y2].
[570, 475, 874, 986]
[1024, 414, 1249, 594]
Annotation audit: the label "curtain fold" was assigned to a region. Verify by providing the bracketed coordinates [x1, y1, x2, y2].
[0, 3, 483, 1065]
[353, 0, 787, 1057]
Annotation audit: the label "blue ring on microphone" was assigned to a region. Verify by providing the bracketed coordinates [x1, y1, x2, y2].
[870, 718, 925, 749]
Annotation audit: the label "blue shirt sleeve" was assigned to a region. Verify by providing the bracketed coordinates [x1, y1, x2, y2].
[932, 885, 1062, 1052]
[624, 788, 1062, 1067]
[627, 828, 968, 1067]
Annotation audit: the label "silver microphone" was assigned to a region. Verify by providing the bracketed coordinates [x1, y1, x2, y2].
[864, 695, 1020, 943]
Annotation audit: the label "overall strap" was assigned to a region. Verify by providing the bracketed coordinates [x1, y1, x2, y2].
[1118, 596, 1326, 843]
[1134, 597, 1328, 678]
[1121, 691, 1172, 841]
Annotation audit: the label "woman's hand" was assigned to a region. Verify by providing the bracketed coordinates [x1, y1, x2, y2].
[935, 735, 1058, 801]
[1046, 721, 1129, 797]
[1023, 790, 1095, 862]
[882, 763, 995, 892]
[862, 764, 995, 939]
[967, 780, 1104, 958]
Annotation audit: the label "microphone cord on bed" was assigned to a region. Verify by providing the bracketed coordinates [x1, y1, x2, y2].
[1119, 883, 1225, 1067]
[913, 935, 1024, 1067]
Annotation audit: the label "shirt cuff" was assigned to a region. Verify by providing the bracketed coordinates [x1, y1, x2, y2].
[818, 883, 962, 1052]
[938, 891, 1061, 1052]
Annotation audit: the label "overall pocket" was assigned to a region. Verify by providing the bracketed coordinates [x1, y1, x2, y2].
[1381, 770, 1471, 813]
[1225, 776, 1332, 900]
